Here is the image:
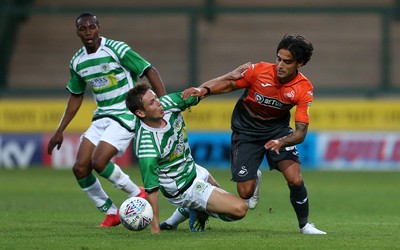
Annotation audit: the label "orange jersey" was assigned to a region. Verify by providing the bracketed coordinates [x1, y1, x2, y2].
[231, 62, 313, 135]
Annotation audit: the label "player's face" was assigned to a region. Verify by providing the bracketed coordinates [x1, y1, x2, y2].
[276, 49, 303, 84]
[141, 90, 165, 121]
[76, 16, 101, 53]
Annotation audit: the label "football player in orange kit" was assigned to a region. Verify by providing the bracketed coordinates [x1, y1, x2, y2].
[182, 34, 326, 234]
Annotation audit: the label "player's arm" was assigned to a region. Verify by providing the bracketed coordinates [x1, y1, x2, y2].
[146, 189, 160, 234]
[120, 46, 166, 97]
[144, 66, 167, 97]
[264, 121, 308, 154]
[182, 62, 250, 99]
[47, 93, 84, 154]
[137, 152, 162, 234]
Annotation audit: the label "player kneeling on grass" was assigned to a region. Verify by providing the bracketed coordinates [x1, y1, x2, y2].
[126, 82, 248, 234]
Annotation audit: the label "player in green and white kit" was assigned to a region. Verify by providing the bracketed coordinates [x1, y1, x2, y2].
[47, 13, 166, 227]
[126, 82, 248, 234]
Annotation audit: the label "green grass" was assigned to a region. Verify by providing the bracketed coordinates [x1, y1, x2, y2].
[0, 168, 399, 249]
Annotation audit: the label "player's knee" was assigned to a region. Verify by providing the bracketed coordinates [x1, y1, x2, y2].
[237, 187, 254, 199]
[237, 202, 248, 218]
[72, 161, 90, 179]
[91, 158, 107, 173]
[232, 201, 248, 219]
[287, 177, 303, 187]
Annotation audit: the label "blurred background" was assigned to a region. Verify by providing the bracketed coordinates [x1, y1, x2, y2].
[1, 0, 400, 170]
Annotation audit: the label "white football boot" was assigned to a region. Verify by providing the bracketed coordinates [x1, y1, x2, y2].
[300, 223, 327, 234]
[247, 170, 262, 210]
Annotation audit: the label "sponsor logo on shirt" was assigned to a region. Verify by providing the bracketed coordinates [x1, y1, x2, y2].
[254, 93, 284, 109]
[87, 76, 109, 88]
[87, 75, 118, 90]
[169, 132, 185, 161]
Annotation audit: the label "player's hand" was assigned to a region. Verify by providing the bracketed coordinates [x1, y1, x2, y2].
[182, 87, 207, 100]
[150, 221, 160, 234]
[264, 139, 282, 154]
[227, 62, 251, 80]
[47, 132, 63, 155]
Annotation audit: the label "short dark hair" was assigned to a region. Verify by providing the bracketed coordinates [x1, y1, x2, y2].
[277, 34, 314, 66]
[126, 82, 152, 115]
[75, 12, 99, 28]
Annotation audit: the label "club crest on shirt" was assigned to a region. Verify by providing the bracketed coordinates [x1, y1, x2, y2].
[284, 90, 295, 101]
[100, 63, 110, 73]
[173, 117, 183, 131]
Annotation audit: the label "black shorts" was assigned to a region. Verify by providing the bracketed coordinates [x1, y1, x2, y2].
[230, 131, 301, 182]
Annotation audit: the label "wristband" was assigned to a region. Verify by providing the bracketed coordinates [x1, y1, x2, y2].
[203, 86, 211, 95]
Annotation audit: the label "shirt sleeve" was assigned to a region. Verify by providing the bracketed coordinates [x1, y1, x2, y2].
[66, 67, 86, 94]
[160, 93, 200, 112]
[294, 83, 313, 124]
[138, 156, 160, 193]
[235, 63, 256, 89]
[119, 47, 151, 78]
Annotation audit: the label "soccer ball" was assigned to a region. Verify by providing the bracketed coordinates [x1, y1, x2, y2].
[119, 197, 153, 231]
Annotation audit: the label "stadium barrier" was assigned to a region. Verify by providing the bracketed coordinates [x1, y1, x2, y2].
[1, 99, 400, 169]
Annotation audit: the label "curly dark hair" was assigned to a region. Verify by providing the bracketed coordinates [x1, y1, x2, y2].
[126, 82, 152, 115]
[277, 34, 314, 66]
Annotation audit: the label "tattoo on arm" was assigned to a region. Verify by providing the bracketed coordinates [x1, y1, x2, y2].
[279, 122, 308, 146]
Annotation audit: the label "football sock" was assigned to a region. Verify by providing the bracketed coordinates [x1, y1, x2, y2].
[100, 162, 141, 197]
[78, 173, 116, 213]
[289, 181, 309, 229]
[165, 207, 190, 226]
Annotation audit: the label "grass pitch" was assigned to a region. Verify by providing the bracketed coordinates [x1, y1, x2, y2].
[0, 167, 399, 249]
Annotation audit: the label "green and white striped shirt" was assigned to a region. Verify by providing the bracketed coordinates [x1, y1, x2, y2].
[134, 93, 200, 198]
[67, 37, 151, 131]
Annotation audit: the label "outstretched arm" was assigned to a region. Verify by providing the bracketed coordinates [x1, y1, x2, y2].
[47, 93, 84, 154]
[182, 62, 251, 99]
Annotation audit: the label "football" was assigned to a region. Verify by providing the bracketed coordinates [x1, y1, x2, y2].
[119, 197, 153, 231]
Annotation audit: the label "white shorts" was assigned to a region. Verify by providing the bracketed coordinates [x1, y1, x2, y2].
[82, 118, 135, 156]
[167, 165, 216, 211]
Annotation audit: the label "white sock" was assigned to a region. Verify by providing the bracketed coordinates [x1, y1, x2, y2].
[107, 163, 141, 197]
[82, 178, 117, 214]
[165, 207, 190, 226]
[106, 206, 118, 215]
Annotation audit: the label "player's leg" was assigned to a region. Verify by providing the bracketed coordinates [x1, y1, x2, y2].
[207, 173, 221, 188]
[93, 142, 144, 197]
[206, 187, 248, 221]
[93, 119, 145, 198]
[160, 170, 221, 231]
[278, 159, 307, 226]
[184, 181, 247, 232]
[73, 137, 119, 226]
[196, 165, 248, 220]
[160, 207, 190, 230]
[231, 132, 264, 208]
[278, 159, 326, 234]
